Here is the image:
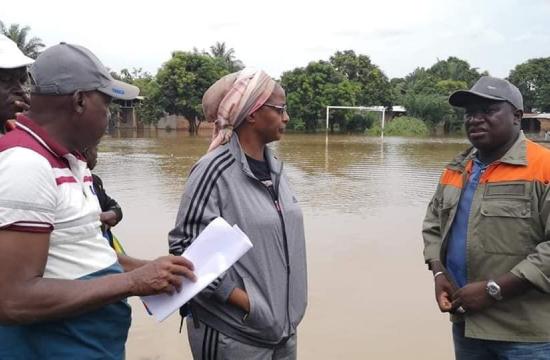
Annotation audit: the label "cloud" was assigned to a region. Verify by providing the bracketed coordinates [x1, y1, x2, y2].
[335, 28, 410, 40]
[1, 0, 549, 80]
[207, 21, 239, 32]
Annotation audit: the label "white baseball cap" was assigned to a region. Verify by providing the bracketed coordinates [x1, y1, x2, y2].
[0, 34, 34, 69]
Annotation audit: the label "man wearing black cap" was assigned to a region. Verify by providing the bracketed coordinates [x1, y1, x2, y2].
[0, 43, 196, 360]
[423, 76, 550, 359]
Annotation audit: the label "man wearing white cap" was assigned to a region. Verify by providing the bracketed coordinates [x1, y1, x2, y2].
[0, 43, 196, 359]
[0, 34, 34, 134]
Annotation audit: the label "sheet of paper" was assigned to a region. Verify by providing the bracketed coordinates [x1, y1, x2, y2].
[141, 217, 253, 321]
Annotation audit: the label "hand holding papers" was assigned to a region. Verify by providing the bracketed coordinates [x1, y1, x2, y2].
[141, 217, 253, 321]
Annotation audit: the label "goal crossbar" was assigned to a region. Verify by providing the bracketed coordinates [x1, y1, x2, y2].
[325, 106, 386, 138]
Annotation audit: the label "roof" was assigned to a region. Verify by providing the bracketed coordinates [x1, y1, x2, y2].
[523, 113, 550, 119]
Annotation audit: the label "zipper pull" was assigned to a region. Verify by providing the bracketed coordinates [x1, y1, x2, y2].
[274, 200, 281, 212]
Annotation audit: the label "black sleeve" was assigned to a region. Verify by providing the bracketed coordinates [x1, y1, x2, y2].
[92, 174, 123, 223]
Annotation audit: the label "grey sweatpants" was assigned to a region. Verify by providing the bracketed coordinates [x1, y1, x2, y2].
[186, 318, 297, 360]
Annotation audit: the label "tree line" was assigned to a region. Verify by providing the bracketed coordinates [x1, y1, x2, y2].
[3, 20, 550, 135]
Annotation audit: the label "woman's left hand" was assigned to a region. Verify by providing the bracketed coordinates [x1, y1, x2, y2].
[228, 287, 250, 313]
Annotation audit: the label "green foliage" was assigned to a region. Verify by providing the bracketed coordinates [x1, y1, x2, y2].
[395, 58, 484, 101]
[282, 50, 390, 133]
[287, 117, 305, 131]
[110, 45, 246, 130]
[345, 112, 376, 132]
[156, 51, 229, 133]
[329, 50, 392, 106]
[281, 60, 345, 132]
[435, 79, 468, 95]
[403, 93, 452, 126]
[3, 21, 547, 137]
[398, 68, 439, 95]
[113, 45, 246, 129]
[0, 20, 44, 59]
[113, 68, 164, 124]
[323, 80, 362, 131]
[427, 57, 485, 86]
[391, 57, 486, 133]
[508, 57, 550, 112]
[209, 41, 244, 72]
[136, 80, 164, 124]
[368, 116, 429, 137]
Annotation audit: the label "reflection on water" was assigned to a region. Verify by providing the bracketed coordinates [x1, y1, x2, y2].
[95, 130, 470, 359]
[278, 134, 468, 215]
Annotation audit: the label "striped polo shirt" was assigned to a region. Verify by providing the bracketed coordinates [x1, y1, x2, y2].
[0, 115, 131, 359]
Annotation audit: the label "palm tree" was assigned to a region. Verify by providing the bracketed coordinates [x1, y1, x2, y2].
[210, 42, 233, 61]
[0, 20, 45, 59]
[209, 41, 244, 72]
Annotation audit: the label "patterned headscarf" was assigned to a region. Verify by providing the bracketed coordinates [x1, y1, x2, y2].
[203, 68, 276, 152]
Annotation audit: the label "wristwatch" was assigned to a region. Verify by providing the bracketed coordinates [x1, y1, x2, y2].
[486, 280, 503, 301]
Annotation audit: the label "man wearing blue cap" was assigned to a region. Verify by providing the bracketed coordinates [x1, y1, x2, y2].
[0, 43, 196, 360]
[423, 76, 550, 359]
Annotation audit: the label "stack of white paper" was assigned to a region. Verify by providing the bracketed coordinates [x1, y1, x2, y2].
[141, 217, 253, 321]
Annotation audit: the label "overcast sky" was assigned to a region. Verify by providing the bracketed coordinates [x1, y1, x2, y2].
[3, 0, 550, 80]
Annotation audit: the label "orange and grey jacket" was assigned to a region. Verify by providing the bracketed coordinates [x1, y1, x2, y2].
[423, 131, 550, 342]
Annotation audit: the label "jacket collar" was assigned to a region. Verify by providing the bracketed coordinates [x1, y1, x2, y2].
[447, 131, 528, 171]
[227, 134, 283, 179]
[498, 131, 528, 166]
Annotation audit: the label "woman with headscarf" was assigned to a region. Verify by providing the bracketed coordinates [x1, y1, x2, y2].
[168, 68, 307, 359]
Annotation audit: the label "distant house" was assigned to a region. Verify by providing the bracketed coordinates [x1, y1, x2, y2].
[387, 105, 407, 121]
[112, 96, 144, 130]
[521, 113, 550, 136]
[154, 115, 214, 131]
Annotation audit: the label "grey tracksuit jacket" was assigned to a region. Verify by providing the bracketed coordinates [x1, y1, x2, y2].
[168, 135, 308, 346]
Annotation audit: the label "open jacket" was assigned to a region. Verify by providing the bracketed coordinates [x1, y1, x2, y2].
[169, 135, 307, 346]
[423, 132, 550, 342]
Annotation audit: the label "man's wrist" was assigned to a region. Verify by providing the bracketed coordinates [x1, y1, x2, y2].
[494, 272, 532, 300]
[122, 271, 137, 297]
[429, 260, 443, 274]
[486, 279, 503, 301]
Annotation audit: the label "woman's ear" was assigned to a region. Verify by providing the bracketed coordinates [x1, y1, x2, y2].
[246, 111, 257, 125]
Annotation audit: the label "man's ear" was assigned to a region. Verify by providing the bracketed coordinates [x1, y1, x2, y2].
[513, 109, 523, 125]
[73, 91, 85, 114]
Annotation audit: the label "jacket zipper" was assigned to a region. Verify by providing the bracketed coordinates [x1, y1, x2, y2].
[260, 179, 292, 338]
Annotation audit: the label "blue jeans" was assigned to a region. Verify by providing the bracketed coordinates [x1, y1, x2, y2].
[453, 322, 550, 360]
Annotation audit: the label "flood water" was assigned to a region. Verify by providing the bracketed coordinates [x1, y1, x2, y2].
[94, 129, 472, 360]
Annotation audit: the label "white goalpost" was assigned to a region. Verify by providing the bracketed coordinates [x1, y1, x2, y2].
[325, 106, 386, 138]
